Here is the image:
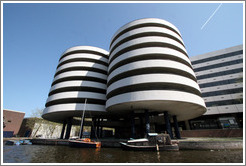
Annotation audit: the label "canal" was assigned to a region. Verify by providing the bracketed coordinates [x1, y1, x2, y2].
[3, 144, 243, 163]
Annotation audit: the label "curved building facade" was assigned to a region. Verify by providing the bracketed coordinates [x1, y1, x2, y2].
[42, 46, 109, 123]
[106, 18, 206, 121]
[42, 18, 207, 139]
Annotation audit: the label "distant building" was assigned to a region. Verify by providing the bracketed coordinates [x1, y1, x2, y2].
[3, 109, 25, 137]
[189, 44, 243, 130]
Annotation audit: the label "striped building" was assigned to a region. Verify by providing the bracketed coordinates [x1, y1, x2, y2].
[42, 46, 108, 139]
[42, 18, 207, 139]
[42, 18, 243, 139]
[106, 18, 206, 138]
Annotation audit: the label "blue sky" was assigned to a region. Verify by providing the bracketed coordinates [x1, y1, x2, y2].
[2, 2, 244, 117]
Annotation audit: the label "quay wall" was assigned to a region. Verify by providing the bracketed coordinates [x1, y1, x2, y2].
[180, 129, 243, 137]
[31, 139, 69, 146]
[179, 141, 243, 150]
[30, 138, 126, 148]
[30, 138, 243, 150]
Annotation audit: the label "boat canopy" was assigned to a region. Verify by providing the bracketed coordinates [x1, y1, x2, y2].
[127, 138, 148, 143]
[148, 133, 158, 137]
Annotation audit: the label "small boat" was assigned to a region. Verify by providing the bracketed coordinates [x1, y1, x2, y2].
[69, 138, 101, 148]
[5, 140, 20, 145]
[5, 139, 32, 145]
[119, 133, 179, 151]
[22, 139, 32, 145]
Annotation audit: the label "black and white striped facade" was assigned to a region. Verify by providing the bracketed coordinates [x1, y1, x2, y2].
[42, 46, 109, 122]
[106, 18, 206, 121]
[42, 18, 211, 139]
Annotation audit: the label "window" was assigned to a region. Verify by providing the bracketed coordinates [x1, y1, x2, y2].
[191, 50, 243, 65]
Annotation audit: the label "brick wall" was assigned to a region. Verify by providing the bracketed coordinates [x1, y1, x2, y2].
[3, 109, 25, 136]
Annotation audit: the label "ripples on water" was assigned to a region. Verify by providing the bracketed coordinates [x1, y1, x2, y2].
[3, 144, 243, 163]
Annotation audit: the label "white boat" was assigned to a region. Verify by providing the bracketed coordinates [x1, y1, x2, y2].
[119, 133, 179, 151]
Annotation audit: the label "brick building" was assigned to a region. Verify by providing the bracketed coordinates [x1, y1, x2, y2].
[3, 109, 25, 137]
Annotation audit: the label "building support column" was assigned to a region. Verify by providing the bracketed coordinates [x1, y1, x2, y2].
[139, 115, 144, 138]
[164, 111, 173, 139]
[185, 120, 191, 130]
[65, 117, 72, 139]
[173, 115, 181, 139]
[145, 110, 150, 137]
[115, 127, 120, 138]
[100, 118, 103, 138]
[79, 117, 84, 139]
[60, 120, 67, 139]
[130, 111, 136, 139]
[90, 117, 96, 138]
[96, 118, 100, 138]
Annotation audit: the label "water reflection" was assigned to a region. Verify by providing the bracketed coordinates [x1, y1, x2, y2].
[3, 145, 243, 163]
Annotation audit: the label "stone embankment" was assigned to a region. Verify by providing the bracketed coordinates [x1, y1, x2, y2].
[178, 137, 243, 150]
[4, 137, 243, 150]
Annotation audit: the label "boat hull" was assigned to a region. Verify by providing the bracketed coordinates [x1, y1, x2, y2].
[69, 140, 101, 148]
[120, 142, 179, 151]
[5, 140, 32, 145]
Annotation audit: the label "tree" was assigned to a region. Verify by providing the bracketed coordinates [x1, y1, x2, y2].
[30, 108, 44, 118]
[26, 108, 62, 138]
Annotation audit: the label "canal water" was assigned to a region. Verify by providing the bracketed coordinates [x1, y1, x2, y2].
[3, 144, 243, 163]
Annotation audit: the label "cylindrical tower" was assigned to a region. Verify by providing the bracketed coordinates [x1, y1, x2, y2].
[106, 18, 206, 121]
[42, 46, 109, 123]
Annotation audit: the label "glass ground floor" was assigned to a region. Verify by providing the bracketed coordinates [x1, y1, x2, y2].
[98, 112, 243, 139]
[187, 113, 243, 130]
[17, 112, 243, 139]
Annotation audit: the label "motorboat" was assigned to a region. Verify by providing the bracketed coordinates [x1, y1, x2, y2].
[119, 133, 179, 151]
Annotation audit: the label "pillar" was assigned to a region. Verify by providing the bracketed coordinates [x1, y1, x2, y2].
[164, 111, 173, 139]
[185, 120, 191, 130]
[145, 110, 150, 136]
[115, 127, 120, 138]
[139, 115, 144, 138]
[79, 117, 84, 139]
[100, 118, 103, 138]
[96, 118, 100, 138]
[130, 111, 136, 139]
[60, 120, 66, 139]
[173, 115, 181, 139]
[65, 117, 72, 139]
[90, 117, 96, 138]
